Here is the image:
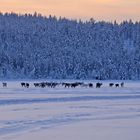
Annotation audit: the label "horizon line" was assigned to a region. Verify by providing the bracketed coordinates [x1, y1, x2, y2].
[0, 11, 139, 24]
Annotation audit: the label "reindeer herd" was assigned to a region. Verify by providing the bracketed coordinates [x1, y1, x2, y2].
[20, 81, 124, 88]
[1, 81, 124, 89]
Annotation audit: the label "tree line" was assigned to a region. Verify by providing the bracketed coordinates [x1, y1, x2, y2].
[0, 12, 140, 80]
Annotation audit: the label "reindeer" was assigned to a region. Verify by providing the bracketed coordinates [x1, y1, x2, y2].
[21, 82, 26, 87]
[21, 82, 29, 88]
[62, 83, 71, 88]
[115, 84, 119, 87]
[26, 83, 29, 88]
[40, 82, 46, 88]
[120, 82, 124, 87]
[71, 83, 79, 88]
[96, 82, 102, 88]
[51, 82, 58, 88]
[89, 83, 93, 88]
[109, 83, 114, 87]
[34, 83, 40, 87]
[2, 83, 7, 87]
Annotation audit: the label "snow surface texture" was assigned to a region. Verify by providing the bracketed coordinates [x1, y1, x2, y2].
[0, 80, 140, 140]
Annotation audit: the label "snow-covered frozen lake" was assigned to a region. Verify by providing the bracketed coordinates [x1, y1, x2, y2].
[0, 80, 140, 140]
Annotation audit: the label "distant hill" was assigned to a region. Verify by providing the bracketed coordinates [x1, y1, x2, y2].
[0, 13, 140, 80]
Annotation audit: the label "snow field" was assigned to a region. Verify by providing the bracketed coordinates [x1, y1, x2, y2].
[0, 80, 140, 140]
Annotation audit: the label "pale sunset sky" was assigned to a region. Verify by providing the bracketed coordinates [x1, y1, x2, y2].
[0, 0, 139, 22]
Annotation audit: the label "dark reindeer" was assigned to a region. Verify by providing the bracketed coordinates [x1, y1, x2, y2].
[62, 83, 71, 88]
[115, 84, 119, 87]
[34, 83, 40, 87]
[71, 83, 79, 88]
[2, 83, 7, 87]
[89, 83, 93, 88]
[26, 83, 29, 88]
[21, 82, 29, 88]
[96, 82, 102, 88]
[21, 82, 26, 87]
[109, 83, 114, 87]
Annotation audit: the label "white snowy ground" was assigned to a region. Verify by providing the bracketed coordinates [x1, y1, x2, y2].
[0, 80, 140, 140]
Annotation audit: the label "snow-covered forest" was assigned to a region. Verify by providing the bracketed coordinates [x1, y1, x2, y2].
[0, 12, 140, 80]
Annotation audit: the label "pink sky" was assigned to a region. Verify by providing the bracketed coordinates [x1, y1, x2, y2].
[0, 0, 139, 22]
